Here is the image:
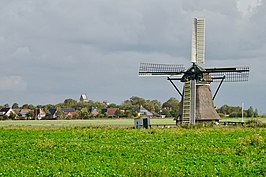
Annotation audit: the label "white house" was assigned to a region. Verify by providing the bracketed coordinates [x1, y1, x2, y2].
[134, 105, 153, 117]
[0, 108, 17, 117]
[34, 108, 46, 120]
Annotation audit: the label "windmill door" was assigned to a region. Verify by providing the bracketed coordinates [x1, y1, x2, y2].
[143, 118, 148, 129]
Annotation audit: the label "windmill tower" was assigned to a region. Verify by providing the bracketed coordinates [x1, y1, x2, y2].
[139, 18, 249, 124]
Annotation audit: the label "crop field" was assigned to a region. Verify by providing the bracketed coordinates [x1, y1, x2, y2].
[221, 117, 266, 123]
[0, 127, 265, 176]
[0, 117, 265, 128]
[0, 118, 176, 128]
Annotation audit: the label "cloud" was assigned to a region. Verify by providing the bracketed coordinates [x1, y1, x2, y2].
[0, 76, 27, 91]
[237, 0, 262, 16]
[0, 0, 265, 112]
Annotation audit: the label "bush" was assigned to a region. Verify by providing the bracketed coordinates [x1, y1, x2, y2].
[180, 121, 219, 129]
[229, 112, 241, 118]
[1, 115, 9, 120]
[238, 134, 264, 146]
[218, 113, 226, 118]
[245, 119, 265, 128]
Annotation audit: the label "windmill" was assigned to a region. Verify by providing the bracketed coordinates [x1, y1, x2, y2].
[139, 18, 249, 124]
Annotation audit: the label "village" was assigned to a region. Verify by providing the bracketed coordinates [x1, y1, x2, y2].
[0, 93, 260, 122]
[0, 94, 163, 121]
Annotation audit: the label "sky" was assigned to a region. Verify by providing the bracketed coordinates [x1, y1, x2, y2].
[0, 0, 265, 113]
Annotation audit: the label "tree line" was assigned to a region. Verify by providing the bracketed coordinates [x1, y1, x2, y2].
[216, 105, 259, 118]
[0, 96, 260, 119]
[0, 96, 180, 119]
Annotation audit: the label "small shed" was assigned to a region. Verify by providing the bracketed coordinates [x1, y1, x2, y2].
[134, 116, 150, 129]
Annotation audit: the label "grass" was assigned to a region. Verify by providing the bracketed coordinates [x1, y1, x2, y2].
[0, 117, 265, 128]
[0, 118, 176, 128]
[0, 127, 265, 176]
[220, 117, 266, 123]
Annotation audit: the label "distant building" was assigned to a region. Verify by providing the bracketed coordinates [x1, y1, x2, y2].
[0, 108, 17, 117]
[101, 108, 118, 117]
[134, 105, 153, 117]
[19, 109, 31, 118]
[89, 107, 99, 117]
[80, 94, 89, 102]
[134, 116, 150, 129]
[61, 108, 76, 118]
[47, 108, 60, 119]
[34, 108, 46, 120]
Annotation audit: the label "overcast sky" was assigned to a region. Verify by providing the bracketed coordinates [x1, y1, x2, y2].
[0, 0, 265, 113]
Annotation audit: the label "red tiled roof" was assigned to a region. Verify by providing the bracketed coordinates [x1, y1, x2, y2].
[107, 108, 117, 116]
[20, 109, 31, 113]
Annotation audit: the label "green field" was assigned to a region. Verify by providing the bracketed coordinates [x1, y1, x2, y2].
[0, 118, 176, 128]
[0, 127, 265, 176]
[221, 117, 266, 123]
[0, 117, 265, 128]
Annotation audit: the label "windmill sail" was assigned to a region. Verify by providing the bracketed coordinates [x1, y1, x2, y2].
[206, 66, 250, 82]
[191, 18, 205, 64]
[139, 63, 185, 76]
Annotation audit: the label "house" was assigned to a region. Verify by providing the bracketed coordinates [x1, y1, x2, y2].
[13, 109, 32, 120]
[47, 108, 59, 119]
[19, 109, 31, 117]
[0, 108, 17, 117]
[61, 108, 76, 118]
[89, 107, 98, 117]
[13, 109, 21, 116]
[134, 106, 153, 117]
[80, 94, 89, 102]
[134, 116, 150, 129]
[101, 108, 118, 117]
[34, 108, 46, 120]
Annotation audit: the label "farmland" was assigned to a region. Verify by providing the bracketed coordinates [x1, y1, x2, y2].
[0, 117, 265, 128]
[0, 118, 175, 128]
[0, 127, 265, 176]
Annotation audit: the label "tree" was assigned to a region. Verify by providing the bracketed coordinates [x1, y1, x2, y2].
[247, 106, 255, 117]
[103, 112, 109, 118]
[217, 105, 242, 116]
[56, 108, 63, 119]
[130, 96, 145, 106]
[229, 112, 241, 118]
[162, 109, 171, 117]
[2, 115, 8, 120]
[22, 104, 35, 110]
[92, 101, 106, 111]
[114, 109, 124, 118]
[254, 108, 259, 117]
[75, 101, 90, 110]
[26, 111, 34, 120]
[9, 112, 17, 120]
[108, 103, 118, 108]
[120, 100, 138, 117]
[162, 98, 180, 117]
[63, 99, 78, 107]
[144, 100, 161, 113]
[42, 104, 55, 111]
[217, 105, 230, 115]
[4, 104, 9, 108]
[12, 103, 19, 109]
[79, 108, 89, 119]
[120, 100, 134, 110]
